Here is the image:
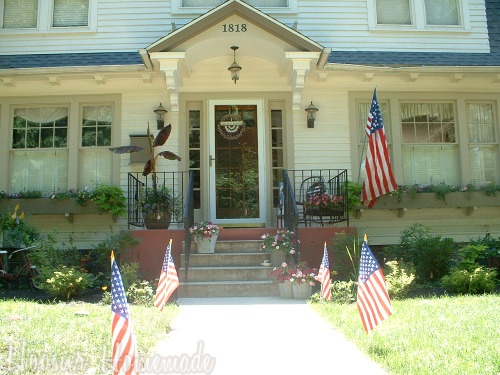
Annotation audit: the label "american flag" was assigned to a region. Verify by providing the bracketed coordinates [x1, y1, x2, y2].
[111, 251, 139, 375]
[356, 235, 393, 333]
[317, 242, 331, 301]
[154, 239, 180, 311]
[361, 88, 398, 208]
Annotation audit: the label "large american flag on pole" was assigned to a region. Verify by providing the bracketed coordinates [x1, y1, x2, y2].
[154, 239, 180, 311]
[361, 87, 398, 208]
[111, 251, 139, 375]
[317, 242, 331, 301]
[356, 235, 393, 334]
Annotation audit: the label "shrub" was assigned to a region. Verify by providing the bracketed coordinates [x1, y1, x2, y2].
[120, 262, 141, 291]
[384, 261, 415, 299]
[330, 280, 357, 304]
[127, 280, 155, 306]
[90, 231, 141, 273]
[441, 267, 497, 294]
[384, 224, 456, 282]
[457, 244, 488, 270]
[44, 266, 92, 300]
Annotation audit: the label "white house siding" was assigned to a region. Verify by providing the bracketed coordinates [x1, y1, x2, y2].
[0, 1, 490, 55]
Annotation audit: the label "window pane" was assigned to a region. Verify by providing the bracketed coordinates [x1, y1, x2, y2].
[469, 145, 497, 185]
[400, 102, 455, 144]
[467, 103, 495, 143]
[11, 150, 68, 193]
[3, 0, 38, 28]
[376, 0, 411, 25]
[80, 149, 112, 187]
[357, 101, 390, 142]
[53, 0, 89, 27]
[425, 0, 460, 26]
[81, 105, 112, 147]
[402, 145, 457, 185]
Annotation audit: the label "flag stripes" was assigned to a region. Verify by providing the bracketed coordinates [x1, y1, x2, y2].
[154, 239, 180, 311]
[356, 237, 393, 333]
[362, 88, 398, 208]
[317, 243, 331, 301]
[111, 251, 138, 375]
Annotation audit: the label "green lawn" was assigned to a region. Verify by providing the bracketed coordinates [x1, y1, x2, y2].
[0, 299, 178, 375]
[311, 294, 500, 375]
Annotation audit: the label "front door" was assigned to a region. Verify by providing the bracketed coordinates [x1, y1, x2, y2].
[208, 100, 266, 225]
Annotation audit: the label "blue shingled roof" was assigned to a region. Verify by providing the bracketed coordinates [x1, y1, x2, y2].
[328, 0, 500, 67]
[0, 52, 143, 70]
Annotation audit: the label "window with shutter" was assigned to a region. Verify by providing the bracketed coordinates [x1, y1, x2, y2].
[466, 103, 497, 185]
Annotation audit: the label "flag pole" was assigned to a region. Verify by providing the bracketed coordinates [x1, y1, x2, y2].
[357, 86, 377, 185]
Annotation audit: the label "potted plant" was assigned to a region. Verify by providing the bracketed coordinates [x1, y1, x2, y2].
[268, 261, 294, 298]
[1, 204, 38, 248]
[109, 124, 181, 229]
[260, 229, 298, 266]
[289, 262, 318, 299]
[189, 221, 221, 253]
[304, 193, 345, 215]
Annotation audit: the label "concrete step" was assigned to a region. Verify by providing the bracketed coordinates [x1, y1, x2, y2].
[178, 280, 279, 298]
[184, 239, 262, 254]
[181, 252, 270, 267]
[180, 266, 272, 282]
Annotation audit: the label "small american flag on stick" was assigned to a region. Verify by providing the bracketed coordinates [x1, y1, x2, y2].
[111, 251, 139, 375]
[154, 239, 180, 311]
[361, 87, 398, 208]
[317, 242, 331, 301]
[357, 235, 393, 333]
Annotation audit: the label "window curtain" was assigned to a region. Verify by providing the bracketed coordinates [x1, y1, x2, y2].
[15, 107, 68, 124]
[402, 145, 457, 185]
[2, 0, 38, 28]
[11, 150, 68, 193]
[53, 0, 89, 27]
[425, 0, 460, 26]
[376, 0, 411, 25]
[80, 149, 112, 187]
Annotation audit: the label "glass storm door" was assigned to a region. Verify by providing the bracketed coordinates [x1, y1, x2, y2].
[208, 100, 266, 225]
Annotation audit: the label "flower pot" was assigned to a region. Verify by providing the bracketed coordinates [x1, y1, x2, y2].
[2, 229, 23, 249]
[194, 233, 218, 254]
[278, 281, 293, 298]
[292, 283, 312, 299]
[270, 251, 286, 267]
[144, 211, 171, 229]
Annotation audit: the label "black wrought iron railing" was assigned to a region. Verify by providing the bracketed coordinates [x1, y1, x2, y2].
[283, 170, 300, 263]
[127, 171, 190, 229]
[183, 171, 194, 282]
[285, 169, 349, 227]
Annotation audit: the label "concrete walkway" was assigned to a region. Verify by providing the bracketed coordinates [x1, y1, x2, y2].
[142, 297, 387, 375]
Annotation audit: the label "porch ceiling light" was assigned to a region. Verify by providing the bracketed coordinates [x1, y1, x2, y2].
[305, 101, 319, 128]
[154, 103, 168, 130]
[228, 46, 242, 84]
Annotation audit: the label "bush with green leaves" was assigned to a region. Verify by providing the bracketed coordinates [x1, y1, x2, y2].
[441, 267, 497, 294]
[43, 266, 93, 300]
[384, 261, 415, 299]
[384, 223, 456, 283]
[92, 184, 127, 217]
[120, 262, 141, 291]
[127, 280, 155, 306]
[89, 231, 141, 273]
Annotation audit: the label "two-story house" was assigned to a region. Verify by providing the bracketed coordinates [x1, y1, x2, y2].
[1, 0, 499, 249]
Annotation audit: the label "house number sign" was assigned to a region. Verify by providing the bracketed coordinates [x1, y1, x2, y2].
[222, 24, 247, 32]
